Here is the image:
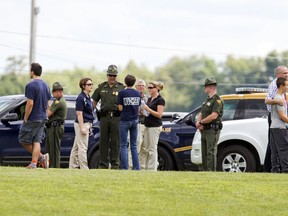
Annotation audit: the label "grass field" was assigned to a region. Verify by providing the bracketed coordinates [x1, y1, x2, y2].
[1, 167, 288, 216]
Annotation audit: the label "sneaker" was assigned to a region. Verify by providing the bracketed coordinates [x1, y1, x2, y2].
[39, 153, 49, 169]
[27, 163, 37, 169]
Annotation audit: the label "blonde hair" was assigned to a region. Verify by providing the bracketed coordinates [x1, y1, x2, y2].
[150, 81, 164, 91]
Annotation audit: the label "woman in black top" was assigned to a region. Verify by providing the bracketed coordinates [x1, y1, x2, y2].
[139, 81, 165, 171]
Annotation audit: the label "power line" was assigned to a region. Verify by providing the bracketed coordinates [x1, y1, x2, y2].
[1, 30, 288, 60]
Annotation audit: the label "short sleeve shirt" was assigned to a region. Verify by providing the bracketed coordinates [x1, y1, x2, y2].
[92, 81, 125, 112]
[117, 88, 141, 121]
[271, 93, 287, 129]
[75, 91, 94, 123]
[144, 95, 165, 127]
[48, 96, 67, 122]
[201, 94, 223, 123]
[25, 79, 51, 121]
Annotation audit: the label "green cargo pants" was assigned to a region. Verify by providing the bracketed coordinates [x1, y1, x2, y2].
[201, 129, 220, 171]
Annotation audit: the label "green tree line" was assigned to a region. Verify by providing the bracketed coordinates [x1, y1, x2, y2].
[1, 50, 288, 111]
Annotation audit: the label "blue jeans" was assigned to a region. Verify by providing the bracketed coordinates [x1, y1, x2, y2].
[120, 119, 140, 170]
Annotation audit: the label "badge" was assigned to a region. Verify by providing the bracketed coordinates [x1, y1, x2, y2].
[55, 100, 59, 105]
[207, 102, 211, 106]
[217, 100, 222, 105]
[114, 92, 118, 96]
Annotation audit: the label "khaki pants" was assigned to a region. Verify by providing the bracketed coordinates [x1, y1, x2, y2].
[139, 126, 162, 171]
[69, 122, 91, 169]
[128, 123, 145, 168]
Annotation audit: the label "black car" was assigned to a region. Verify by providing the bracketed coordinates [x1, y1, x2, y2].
[0, 95, 100, 168]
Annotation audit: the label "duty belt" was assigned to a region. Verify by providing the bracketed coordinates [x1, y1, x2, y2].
[203, 123, 222, 130]
[46, 120, 64, 128]
[100, 110, 120, 117]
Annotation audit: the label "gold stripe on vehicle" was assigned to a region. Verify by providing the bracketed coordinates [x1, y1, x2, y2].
[174, 146, 192, 152]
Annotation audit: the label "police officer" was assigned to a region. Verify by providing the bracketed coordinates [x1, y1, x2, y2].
[195, 78, 223, 171]
[92, 65, 125, 169]
[46, 82, 67, 168]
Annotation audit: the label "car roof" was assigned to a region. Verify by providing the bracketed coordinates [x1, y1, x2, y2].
[0, 95, 26, 100]
[220, 87, 267, 100]
[0, 94, 78, 101]
[221, 92, 267, 100]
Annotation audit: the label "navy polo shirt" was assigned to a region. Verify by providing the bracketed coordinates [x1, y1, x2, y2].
[75, 91, 94, 123]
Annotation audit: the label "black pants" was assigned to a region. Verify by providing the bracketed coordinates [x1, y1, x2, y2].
[270, 128, 288, 172]
[263, 113, 271, 172]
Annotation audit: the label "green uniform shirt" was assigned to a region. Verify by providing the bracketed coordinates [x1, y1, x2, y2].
[92, 81, 125, 111]
[201, 94, 223, 123]
[48, 96, 67, 122]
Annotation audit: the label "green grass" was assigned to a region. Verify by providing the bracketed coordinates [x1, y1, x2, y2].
[1, 167, 288, 216]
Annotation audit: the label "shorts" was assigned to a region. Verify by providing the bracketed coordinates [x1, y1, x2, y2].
[18, 119, 47, 144]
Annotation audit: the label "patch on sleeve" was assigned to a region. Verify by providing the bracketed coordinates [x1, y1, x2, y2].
[216, 100, 222, 105]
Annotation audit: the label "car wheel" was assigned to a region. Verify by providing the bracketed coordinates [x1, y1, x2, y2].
[158, 146, 175, 171]
[217, 145, 256, 172]
[88, 150, 100, 169]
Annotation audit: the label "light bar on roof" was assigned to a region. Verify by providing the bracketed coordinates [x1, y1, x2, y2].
[235, 87, 268, 93]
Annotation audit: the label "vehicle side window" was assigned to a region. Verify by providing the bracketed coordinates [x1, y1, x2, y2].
[66, 101, 76, 121]
[222, 100, 238, 121]
[12, 103, 26, 120]
[243, 99, 268, 119]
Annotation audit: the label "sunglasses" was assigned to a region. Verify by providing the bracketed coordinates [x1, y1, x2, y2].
[108, 74, 117, 77]
[86, 83, 93, 86]
[147, 86, 156, 89]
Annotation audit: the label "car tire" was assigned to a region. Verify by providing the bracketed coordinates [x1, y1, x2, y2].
[88, 150, 100, 169]
[158, 146, 175, 171]
[217, 145, 256, 172]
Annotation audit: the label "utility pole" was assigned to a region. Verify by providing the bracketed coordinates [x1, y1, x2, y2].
[29, 0, 39, 66]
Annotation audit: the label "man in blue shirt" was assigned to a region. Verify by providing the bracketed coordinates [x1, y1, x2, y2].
[18, 63, 51, 169]
[118, 74, 141, 170]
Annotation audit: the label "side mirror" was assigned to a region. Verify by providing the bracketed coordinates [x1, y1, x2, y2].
[172, 113, 181, 120]
[1, 113, 19, 122]
[185, 114, 196, 127]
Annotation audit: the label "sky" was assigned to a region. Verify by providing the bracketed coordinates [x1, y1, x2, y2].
[1, 0, 288, 73]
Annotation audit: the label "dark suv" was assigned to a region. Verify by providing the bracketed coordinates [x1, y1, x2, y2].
[0, 95, 100, 168]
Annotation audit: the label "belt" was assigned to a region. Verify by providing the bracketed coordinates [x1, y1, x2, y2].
[107, 111, 115, 117]
[46, 120, 64, 128]
[101, 110, 120, 117]
[203, 123, 222, 130]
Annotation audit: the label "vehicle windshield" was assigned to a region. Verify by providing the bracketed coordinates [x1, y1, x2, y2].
[0, 98, 16, 112]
